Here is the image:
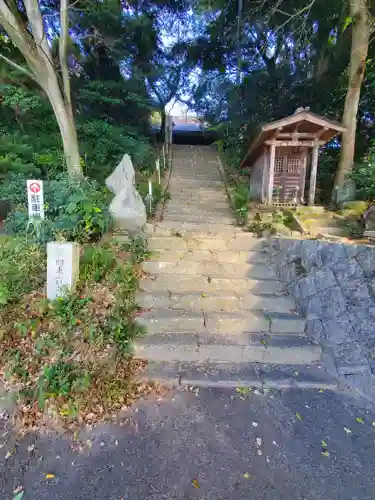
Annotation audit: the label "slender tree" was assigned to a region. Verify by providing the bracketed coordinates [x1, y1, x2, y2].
[335, 0, 373, 189]
[0, 0, 82, 177]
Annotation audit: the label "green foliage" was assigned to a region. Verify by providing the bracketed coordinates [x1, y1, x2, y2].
[128, 232, 150, 264]
[4, 174, 113, 244]
[51, 295, 92, 328]
[0, 236, 45, 306]
[37, 361, 91, 407]
[245, 222, 276, 237]
[137, 179, 164, 215]
[232, 183, 250, 225]
[350, 158, 375, 201]
[80, 246, 117, 282]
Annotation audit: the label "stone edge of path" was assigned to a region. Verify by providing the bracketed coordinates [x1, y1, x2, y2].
[213, 153, 241, 225]
[137, 361, 338, 391]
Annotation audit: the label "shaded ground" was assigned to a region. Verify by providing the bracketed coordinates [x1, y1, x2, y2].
[1, 387, 375, 499]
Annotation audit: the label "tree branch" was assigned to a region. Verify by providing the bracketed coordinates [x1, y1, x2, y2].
[59, 0, 71, 105]
[23, 0, 52, 62]
[0, 51, 37, 81]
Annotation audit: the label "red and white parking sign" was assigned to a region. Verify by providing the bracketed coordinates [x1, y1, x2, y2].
[29, 182, 41, 194]
[27, 179, 44, 219]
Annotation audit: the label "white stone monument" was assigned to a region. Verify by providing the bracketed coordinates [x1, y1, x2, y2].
[47, 242, 80, 300]
[105, 154, 146, 232]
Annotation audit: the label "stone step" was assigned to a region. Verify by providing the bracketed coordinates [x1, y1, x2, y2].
[139, 275, 286, 296]
[136, 291, 297, 313]
[134, 333, 320, 365]
[168, 189, 229, 198]
[169, 178, 224, 187]
[136, 309, 306, 335]
[166, 200, 230, 209]
[164, 214, 235, 225]
[148, 249, 267, 264]
[146, 221, 239, 236]
[142, 260, 277, 280]
[148, 235, 267, 251]
[138, 361, 337, 390]
[164, 206, 231, 217]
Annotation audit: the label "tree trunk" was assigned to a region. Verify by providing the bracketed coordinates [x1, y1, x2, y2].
[160, 109, 166, 140]
[334, 0, 371, 189]
[0, 0, 83, 178]
[43, 70, 82, 177]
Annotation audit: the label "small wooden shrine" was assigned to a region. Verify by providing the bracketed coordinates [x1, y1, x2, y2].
[240, 108, 345, 206]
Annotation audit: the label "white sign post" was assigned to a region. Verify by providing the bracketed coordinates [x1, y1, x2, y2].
[156, 158, 161, 184]
[148, 179, 153, 213]
[47, 242, 80, 300]
[162, 145, 166, 171]
[27, 180, 45, 219]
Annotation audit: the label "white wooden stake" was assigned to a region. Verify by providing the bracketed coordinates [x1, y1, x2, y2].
[162, 145, 166, 170]
[148, 179, 153, 213]
[156, 158, 161, 184]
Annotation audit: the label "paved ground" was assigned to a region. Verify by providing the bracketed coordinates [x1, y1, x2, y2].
[1, 387, 375, 499]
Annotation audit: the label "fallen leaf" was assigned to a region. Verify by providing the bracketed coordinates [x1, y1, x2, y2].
[27, 444, 35, 453]
[12, 492, 24, 500]
[321, 440, 328, 448]
[356, 417, 364, 424]
[86, 440, 92, 449]
[45, 474, 55, 479]
[295, 412, 302, 421]
[243, 473, 250, 479]
[294, 371, 299, 376]
[5, 448, 16, 459]
[192, 479, 200, 489]
[344, 427, 352, 435]
[256, 437, 262, 447]
[201, 293, 207, 298]
[73, 431, 78, 441]
[321, 451, 330, 457]
[252, 422, 258, 427]
[318, 389, 324, 393]
[257, 449, 262, 456]
[372, 421, 375, 428]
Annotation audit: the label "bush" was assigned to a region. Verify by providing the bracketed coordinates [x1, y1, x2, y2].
[0, 236, 46, 306]
[4, 174, 113, 244]
[350, 159, 375, 201]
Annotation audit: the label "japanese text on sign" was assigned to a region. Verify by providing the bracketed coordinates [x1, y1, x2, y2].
[27, 180, 45, 219]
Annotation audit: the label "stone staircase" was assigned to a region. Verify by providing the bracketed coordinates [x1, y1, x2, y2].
[134, 146, 336, 389]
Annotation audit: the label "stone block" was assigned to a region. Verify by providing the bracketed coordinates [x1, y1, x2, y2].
[333, 258, 364, 283]
[322, 314, 354, 345]
[277, 262, 297, 284]
[280, 239, 303, 265]
[313, 268, 337, 295]
[345, 373, 375, 402]
[356, 246, 375, 278]
[306, 317, 324, 343]
[317, 286, 347, 320]
[106, 154, 146, 232]
[299, 293, 323, 317]
[343, 243, 362, 259]
[320, 243, 347, 267]
[299, 240, 324, 272]
[47, 242, 80, 300]
[334, 342, 371, 375]
[297, 273, 318, 300]
[367, 277, 375, 297]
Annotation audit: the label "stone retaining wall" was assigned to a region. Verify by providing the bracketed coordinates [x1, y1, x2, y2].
[268, 237, 375, 400]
